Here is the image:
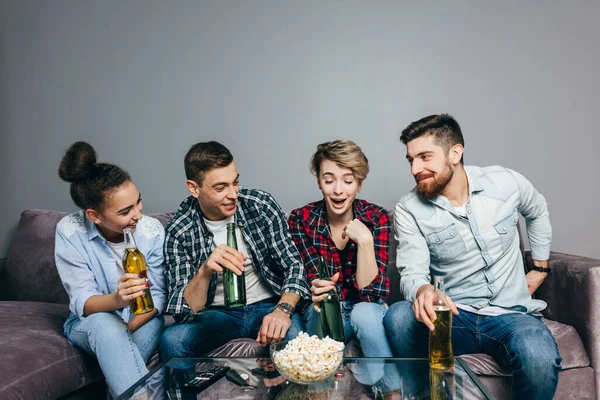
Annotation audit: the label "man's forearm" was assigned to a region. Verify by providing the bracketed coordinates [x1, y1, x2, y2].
[279, 292, 301, 309]
[183, 264, 213, 312]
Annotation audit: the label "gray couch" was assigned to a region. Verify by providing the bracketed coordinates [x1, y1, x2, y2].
[0, 209, 598, 399]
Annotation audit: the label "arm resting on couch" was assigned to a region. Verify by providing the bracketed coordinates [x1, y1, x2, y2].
[526, 250, 600, 374]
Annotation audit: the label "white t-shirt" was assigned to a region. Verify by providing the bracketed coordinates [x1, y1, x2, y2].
[203, 216, 275, 306]
[105, 240, 126, 275]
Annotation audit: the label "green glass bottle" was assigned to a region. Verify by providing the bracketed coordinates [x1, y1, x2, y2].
[317, 256, 344, 342]
[223, 223, 246, 308]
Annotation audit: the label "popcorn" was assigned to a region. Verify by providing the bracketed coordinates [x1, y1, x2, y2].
[272, 332, 344, 383]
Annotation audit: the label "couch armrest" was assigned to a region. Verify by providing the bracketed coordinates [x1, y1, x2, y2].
[526, 250, 600, 374]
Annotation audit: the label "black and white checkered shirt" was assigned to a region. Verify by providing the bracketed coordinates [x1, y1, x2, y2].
[164, 188, 311, 322]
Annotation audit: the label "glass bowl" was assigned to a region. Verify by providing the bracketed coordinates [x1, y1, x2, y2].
[270, 339, 344, 385]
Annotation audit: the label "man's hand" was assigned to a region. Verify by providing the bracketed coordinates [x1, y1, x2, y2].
[256, 308, 291, 346]
[310, 272, 340, 312]
[526, 270, 548, 295]
[116, 273, 149, 308]
[413, 284, 459, 331]
[204, 244, 246, 275]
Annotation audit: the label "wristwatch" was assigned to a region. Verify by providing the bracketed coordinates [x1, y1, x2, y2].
[531, 265, 551, 274]
[275, 302, 295, 317]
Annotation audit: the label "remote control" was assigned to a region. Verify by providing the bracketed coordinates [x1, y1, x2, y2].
[182, 365, 230, 393]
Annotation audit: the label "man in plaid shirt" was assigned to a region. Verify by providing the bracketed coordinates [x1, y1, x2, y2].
[159, 141, 311, 359]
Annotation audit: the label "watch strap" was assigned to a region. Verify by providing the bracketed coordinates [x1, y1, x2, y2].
[275, 302, 294, 317]
[532, 265, 551, 274]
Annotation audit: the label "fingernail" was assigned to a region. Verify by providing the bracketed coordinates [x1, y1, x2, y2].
[145, 283, 150, 288]
[138, 274, 143, 278]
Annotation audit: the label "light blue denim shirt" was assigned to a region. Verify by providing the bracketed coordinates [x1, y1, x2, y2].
[55, 211, 167, 332]
[395, 165, 551, 313]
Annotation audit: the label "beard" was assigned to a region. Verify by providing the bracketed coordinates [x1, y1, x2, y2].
[415, 163, 454, 200]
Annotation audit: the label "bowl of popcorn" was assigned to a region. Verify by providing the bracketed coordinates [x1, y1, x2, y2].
[270, 332, 345, 385]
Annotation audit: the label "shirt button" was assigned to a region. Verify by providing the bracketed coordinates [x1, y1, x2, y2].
[468, 210, 471, 214]
[483, 252, 487, 255]
[450, 232, 455, 237]
[503, 228, 507, 232]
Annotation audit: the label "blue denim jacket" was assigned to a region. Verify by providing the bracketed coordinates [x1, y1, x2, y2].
[395, 165, 551, 313]
[55, 211, 167, 332]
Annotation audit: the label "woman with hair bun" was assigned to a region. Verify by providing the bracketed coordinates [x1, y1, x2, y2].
[55, 141, 166, 398]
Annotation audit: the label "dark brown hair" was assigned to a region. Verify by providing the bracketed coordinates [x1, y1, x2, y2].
[58, 141, 131, 210]
[400, 114, 465, 163]
[184, 141, 234, 185]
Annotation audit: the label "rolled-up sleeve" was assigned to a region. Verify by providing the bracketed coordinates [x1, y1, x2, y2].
[146, 229, 167, 314]
[264, 198, 311, 300]
[509, 169, 552, 260]
[54, 227, 102, 319]
[163, 231, 205, 323]
[395, 201, 431, 302]
[354, 212, 390, 302]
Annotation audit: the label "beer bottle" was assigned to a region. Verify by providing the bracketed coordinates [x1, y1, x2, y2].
[122, 227, 154, 315]
[223, 222, 246, 308]
[317, 256, 344, 342]
[429, 276, 454, 370]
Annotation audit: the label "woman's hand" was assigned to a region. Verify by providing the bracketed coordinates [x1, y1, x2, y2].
[342, 219, 373, 247]
[311, 272, 340, 312]
[116, 273, 149, 308]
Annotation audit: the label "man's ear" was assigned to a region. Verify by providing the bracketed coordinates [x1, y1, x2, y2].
[449, 144, 464, 166]
[85, 209, 101, 224]
[186, 180, 201, 199]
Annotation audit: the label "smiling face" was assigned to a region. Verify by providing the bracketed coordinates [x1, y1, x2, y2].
[317, 159, 361, 221]
[406, 135, 456, 200]
[187, 161, 239, 221]
[85, 180, 143, 242]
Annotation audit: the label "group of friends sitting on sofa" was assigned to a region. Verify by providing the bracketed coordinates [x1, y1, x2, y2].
[53, 113, 562, 399]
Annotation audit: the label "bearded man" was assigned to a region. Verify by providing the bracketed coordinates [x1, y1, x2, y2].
[383, 114, 561, 399]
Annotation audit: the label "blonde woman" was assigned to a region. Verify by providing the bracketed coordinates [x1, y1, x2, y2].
[289, 140, 399, 395]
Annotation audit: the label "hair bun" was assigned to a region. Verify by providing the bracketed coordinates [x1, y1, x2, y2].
[58, 141, 98, 183]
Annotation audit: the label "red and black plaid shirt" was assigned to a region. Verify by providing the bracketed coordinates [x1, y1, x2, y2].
[289, 199, 390, 302]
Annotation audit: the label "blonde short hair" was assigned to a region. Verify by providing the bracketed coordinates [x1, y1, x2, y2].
[310, 140, 369, 182]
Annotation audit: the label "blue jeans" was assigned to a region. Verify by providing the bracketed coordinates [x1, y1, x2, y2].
[305, 301, 400, 393]
[66, 311, 164, 397]
[159, 301, 306, 361]
[384, 301, 562, 399]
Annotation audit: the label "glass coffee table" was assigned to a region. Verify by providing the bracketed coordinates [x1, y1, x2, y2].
[117, 357, 493, 399]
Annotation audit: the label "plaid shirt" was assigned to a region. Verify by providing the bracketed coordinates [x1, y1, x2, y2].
[164, 188, 311, 323]
[289, 199, 390, 302]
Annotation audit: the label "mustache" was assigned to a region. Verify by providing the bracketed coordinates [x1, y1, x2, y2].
[415, 173, 434, 182]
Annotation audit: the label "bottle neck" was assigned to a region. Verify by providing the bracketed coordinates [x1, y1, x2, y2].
[123, 228, 137, 249]
[226, 223, 238, 249]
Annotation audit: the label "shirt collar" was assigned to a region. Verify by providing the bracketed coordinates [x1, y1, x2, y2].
[309, 199, 374, 237]
[84, 213, 103, 242]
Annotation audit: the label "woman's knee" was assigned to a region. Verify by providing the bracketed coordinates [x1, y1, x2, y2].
[350, 302, 385, 330]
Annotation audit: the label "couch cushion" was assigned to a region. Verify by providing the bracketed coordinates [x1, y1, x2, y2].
[0, 210, 175, 304]
[461, 317, 589, 376]
[1, 210, 69, 303]
[0, 301, 103, 399]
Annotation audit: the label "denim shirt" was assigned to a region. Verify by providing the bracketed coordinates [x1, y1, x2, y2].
[55, 211, 167, 332]
[395, 165, 551, 313]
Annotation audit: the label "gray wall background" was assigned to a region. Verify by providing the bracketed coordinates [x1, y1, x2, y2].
[1, 0, 599, 259]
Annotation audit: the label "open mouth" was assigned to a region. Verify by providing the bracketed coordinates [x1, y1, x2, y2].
[330, 198, 347, 209]
[223, 202, 236, 211]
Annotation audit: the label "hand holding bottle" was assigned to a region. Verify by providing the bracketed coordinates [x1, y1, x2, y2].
[202, 244, 246, 276]
[310, 272, 340, 312]
[413, 284, 458, 331]
[116, 273, 149, 308]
